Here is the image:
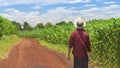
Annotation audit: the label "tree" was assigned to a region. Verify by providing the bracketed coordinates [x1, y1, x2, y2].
[35, 23, 44, 28]
[11, 21, 22, 31]
[56, 21, 66, 25]
[23, 21, 33, 31]
[68, 21, 73, 24]
[45, 22, 53, 28]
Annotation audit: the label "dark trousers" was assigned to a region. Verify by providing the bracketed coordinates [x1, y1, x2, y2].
[74, 56, 88, 68]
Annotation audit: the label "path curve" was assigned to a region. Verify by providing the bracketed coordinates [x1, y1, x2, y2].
[0, 38, 72, 68]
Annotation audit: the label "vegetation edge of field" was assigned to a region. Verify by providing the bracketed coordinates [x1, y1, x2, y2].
[0, 35, 21, 60]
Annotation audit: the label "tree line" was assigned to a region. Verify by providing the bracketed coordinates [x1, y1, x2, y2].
[0, 16, 72, 37]
[12, 20, 72, 31]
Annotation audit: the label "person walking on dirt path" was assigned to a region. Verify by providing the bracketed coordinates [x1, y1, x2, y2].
[68, 17, 92, 68]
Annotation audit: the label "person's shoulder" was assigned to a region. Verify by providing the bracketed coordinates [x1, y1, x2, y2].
[83, 30, 89, 36]
[71, 30, 77, 35]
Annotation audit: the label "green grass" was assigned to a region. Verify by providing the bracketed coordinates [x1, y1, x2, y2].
[38, 39, 68, 54]
[0, 35, 21, 60]
[38, 39, 74, 60]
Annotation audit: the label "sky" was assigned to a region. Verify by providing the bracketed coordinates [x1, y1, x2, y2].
[0, 0, 120, 27]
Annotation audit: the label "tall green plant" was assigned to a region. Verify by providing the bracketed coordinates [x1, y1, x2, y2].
[93, 20, 120, 68]
[0, 16, 18, 35]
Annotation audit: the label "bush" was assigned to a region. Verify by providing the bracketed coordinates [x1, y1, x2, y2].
[0, 16, 18, 35]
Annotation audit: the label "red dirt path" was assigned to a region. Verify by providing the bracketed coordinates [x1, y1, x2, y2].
[0, 38, 73, 68]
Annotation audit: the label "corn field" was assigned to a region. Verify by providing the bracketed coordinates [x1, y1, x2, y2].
[19, 18, 120, 68]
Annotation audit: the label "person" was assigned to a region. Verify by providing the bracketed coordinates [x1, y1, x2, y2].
[68, 17, 92, 68]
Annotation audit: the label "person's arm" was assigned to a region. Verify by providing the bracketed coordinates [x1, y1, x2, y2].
[68, 47, 72, 60]
[68, 32, 74, 60]
[86, 34, 92, 61]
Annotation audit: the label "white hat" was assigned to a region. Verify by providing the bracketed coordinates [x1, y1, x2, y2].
[74, 17, 86, 29]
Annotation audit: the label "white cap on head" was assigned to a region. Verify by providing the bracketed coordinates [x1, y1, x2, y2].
[74, 17, 86, 29]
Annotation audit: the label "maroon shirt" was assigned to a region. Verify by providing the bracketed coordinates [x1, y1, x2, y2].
[69, 29, 91, 58]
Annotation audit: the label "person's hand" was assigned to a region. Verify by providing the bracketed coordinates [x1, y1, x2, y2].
[88, 52, 92, 61]
[88, 55, 91, 61]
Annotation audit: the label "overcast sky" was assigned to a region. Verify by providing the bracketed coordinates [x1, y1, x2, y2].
[0, 0, 120, 27]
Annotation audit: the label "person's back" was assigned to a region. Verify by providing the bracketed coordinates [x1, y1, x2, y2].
[70, 29, 91, 57]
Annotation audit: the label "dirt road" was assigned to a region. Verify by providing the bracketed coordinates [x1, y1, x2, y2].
[0, 38, 72, 68]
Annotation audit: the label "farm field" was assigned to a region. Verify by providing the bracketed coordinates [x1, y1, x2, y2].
[0, 0, 120, 68]
[19, 18, 120, 68]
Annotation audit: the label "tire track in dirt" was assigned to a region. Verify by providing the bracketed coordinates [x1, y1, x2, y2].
[0, 38, 72, 68]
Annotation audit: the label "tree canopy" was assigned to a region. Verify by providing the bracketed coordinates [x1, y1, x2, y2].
[23, 21, 33, 31]
[35, 23, 44, 28]
[11, 21, 22, 31]
[44, 22, 53, 28]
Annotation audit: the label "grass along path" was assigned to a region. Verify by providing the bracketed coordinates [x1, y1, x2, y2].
[0, 35, 20, 60]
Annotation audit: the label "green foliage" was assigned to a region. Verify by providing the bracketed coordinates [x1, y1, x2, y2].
[0, 33, 2, 39]
[35, 23, 44, 28]
[0, 26, 2, 38]
[56, 21, 67, 25]
[11, 21, 22, 31]
[19, 22, 74, 44]
[0, 16, 18, 35]
[92, 19, 120, 68]
[0, 35, 20, 60]
[44, 22, 53, 28]
[85, 18, 120, 68]
[23, 21, 33, 31]
[19, 18, 120, 68]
